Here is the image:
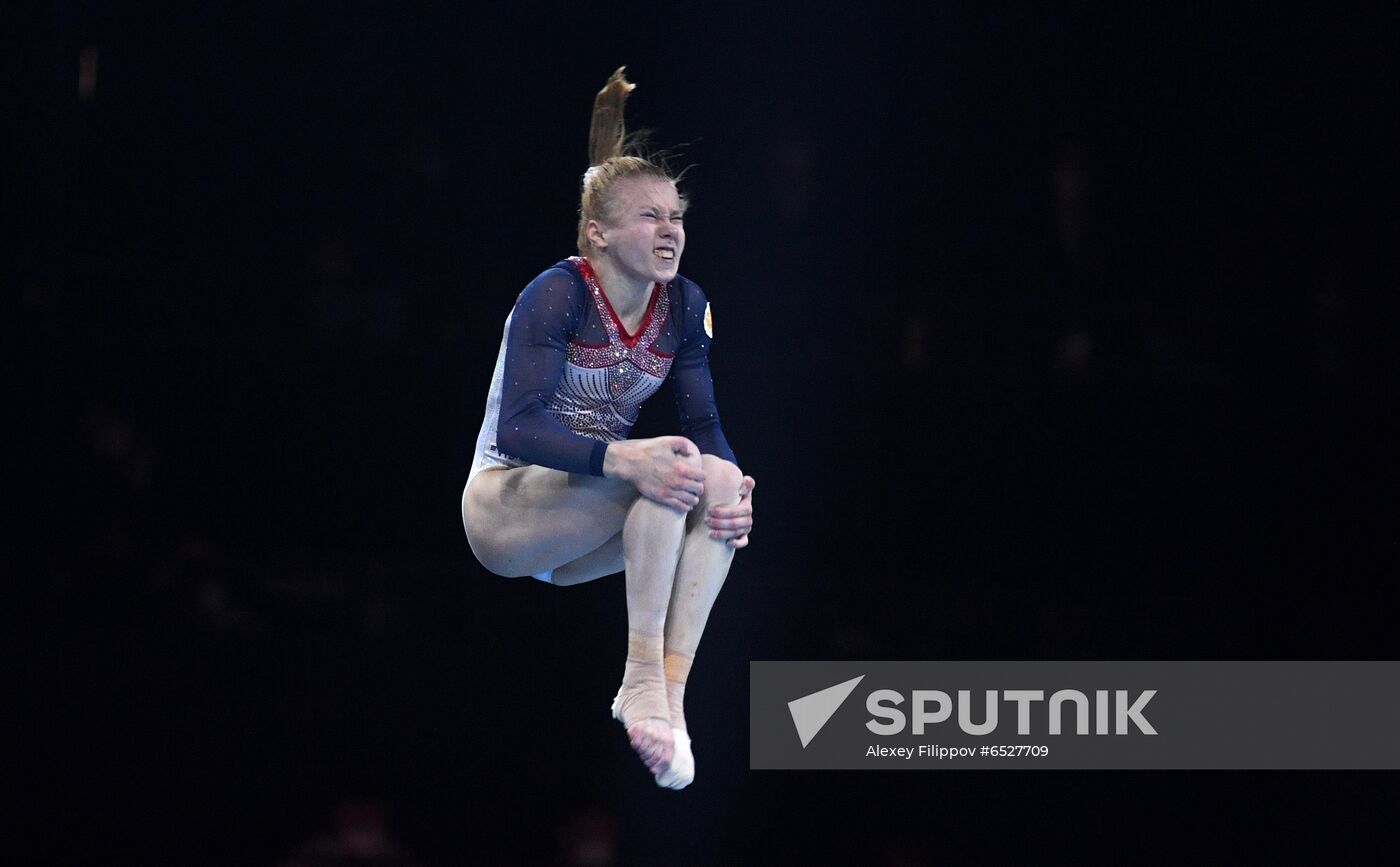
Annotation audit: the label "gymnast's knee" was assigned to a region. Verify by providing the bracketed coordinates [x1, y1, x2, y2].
[462, 504, 526, 579]
[463, 529, 521, 578]
[699, 455, 743, 508]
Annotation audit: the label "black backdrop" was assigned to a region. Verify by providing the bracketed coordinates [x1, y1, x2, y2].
[17, 2, 1397, 864]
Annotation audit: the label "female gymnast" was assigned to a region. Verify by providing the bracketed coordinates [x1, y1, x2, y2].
[461, 68, 754, 790]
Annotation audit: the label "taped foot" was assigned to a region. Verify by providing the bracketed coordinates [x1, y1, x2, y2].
[611, 692, 674, 776]
[611, 634, 673, 777]
[655, 728, 694, 789]
[657, 649, 695, 788]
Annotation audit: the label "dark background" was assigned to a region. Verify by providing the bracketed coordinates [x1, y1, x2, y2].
[16, 2, 1397, 864]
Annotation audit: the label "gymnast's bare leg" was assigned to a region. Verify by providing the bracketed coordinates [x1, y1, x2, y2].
[656, 454, 744, 786]
[463, 442, 749, 786]
[464, 436, 700, 779]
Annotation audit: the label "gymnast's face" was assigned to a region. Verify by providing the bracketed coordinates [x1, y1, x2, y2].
[591, 176, 686, 289]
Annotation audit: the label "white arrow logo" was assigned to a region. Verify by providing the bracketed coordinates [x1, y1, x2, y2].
[787, 675, 865, 748]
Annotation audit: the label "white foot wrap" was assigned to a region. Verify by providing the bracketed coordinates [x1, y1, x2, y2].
[611, 634, 673, 777]
[655, 728, 694, 789]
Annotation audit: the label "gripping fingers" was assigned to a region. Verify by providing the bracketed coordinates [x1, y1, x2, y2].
[707, 516, 752, 542]
[711, 528, 752, 547]
[664, 482, 701, 512]
[672, 481, 702, 508]
[705, 506, 752, 531]
[707, 477, 754, 544]
[705, 515, 749, 532]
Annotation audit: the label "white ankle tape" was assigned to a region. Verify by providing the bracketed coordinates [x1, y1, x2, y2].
[664, 650, 693, 684]
[613, 633, 668, 725]
[664, 650, 693, 732]
[629, 634, 664, 661]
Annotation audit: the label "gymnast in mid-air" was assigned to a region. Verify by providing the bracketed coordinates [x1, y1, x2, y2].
[461, 68, 754, 789]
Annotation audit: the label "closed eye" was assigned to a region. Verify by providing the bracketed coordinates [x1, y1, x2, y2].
[641, 210, 684, 224]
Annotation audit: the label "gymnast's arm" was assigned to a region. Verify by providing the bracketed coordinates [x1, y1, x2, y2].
[670, 279, 756, 547]
[494, 268, 610, 475]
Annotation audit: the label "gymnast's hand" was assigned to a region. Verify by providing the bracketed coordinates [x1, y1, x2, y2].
[604, 436, 707, 512]
[706, 475, 755, 549]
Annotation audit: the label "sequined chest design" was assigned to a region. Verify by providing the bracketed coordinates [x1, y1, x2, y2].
[544, 258, 674, 442]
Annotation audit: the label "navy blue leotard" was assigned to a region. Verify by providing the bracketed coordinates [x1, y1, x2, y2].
[468, 257, 735, 486]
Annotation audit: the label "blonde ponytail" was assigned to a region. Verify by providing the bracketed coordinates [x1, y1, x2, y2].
[576, 67, 682, 256]
[588, 67, 634, 166]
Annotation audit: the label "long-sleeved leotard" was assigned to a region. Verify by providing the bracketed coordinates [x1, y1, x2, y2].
[468, 257, 735, 487]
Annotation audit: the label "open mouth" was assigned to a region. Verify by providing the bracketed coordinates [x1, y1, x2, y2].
[654, 248, 675, 261]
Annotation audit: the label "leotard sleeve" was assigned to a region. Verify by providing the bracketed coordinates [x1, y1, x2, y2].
[670, 278, 738, 466]
[495, 267, 610, 476]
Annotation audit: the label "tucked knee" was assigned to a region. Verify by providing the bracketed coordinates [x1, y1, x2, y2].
[463, 482, 527, 578]
[465, 529, 526, 578]
[699, 455, 743, 507]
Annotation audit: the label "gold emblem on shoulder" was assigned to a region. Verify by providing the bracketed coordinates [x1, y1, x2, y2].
[703, 302, 713, 338]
